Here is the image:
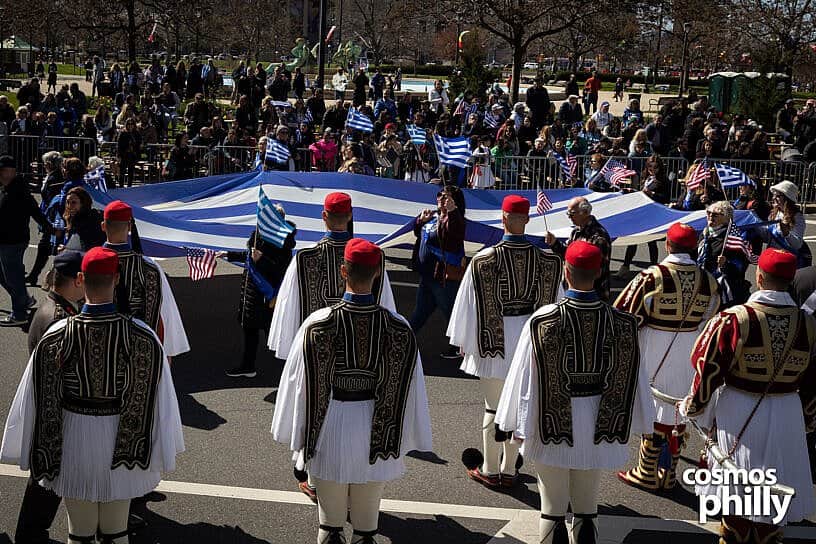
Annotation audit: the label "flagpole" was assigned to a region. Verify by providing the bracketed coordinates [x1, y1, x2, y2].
[719, 220, 730, 259]
[431, 133, 446, 185]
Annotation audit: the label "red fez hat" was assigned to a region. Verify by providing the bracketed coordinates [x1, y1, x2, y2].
[104, 200, 133, 222]
[385, 122, 397, 130]
[502, 195, 530, 215]
[666, 222, 698, 249]
[758, 248, 796, 281]
[565, 240, 602, 270]
[344, 238, 382, 267]
[324, 192, 352, 214]
[81, 247, 119, 275]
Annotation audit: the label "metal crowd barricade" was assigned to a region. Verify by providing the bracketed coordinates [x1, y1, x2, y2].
[803, 162, 816, 207]
[208, 145, 257, 175]
[139, 144, 211, 184]
[7, 135, 41, 177]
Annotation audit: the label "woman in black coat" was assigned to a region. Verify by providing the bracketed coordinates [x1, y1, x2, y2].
[61, 186, 106, 251]
[223, 222, 296, 377]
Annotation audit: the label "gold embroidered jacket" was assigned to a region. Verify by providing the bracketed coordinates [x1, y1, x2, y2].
[112, 249, 163, 332]
[687, 300, 816, 430]
[614, 260, 719, 331]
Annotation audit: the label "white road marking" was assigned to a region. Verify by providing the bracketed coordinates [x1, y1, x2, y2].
[1, 463, 814, 542]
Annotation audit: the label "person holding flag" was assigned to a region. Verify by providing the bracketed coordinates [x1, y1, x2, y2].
[264, 125, 295, 171]
[755, 181, 811, 268]
[268, 192, 397, 500]
[697, 201, 751, 309]
[220, 203, 296, 378]
[449, 195, 563, 490]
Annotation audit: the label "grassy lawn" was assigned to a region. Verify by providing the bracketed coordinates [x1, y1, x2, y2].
[1, 92, 19, 110]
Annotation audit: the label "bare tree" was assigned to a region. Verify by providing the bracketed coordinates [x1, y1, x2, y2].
[462, 0, 625, 102]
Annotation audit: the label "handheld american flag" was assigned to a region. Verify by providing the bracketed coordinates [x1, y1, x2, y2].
[600, 158, 636, 186]
[186, 247, 217, 281]
[725, 222, 758, 264]
[536, 189, 553, 215]
[553, 151, 577, 180]
[686, 161, 710, 191]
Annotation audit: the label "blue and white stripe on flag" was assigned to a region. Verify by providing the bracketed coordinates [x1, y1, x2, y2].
[552, 151, 572, 179]
[271, 100, 291, 108]
[304, 108, 314, 125]
[84, 165, 108, 192]
[257, 187, 295, 247]
[346, 107, 374, 133]
[266, 139, 291, 164]
[715, 163, 755, 187]
[433, 134, 471, 168]
[407, 125, 426, 146]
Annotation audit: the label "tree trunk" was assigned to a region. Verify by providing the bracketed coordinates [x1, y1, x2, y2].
[127, 0, 137, 62]
[510, 39, 524, 103]
[569, 53, 579, 74]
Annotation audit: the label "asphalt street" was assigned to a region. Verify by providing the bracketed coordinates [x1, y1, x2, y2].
[1, 219, 815, 543]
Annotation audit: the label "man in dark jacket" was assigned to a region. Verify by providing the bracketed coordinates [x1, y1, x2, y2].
[352, 68, 369, 108]
[222, 222, 296, 378]
[0, 155, 47, 326]
[545, 196, 612, 301]
[305, 87, 326, 126]
[525, 77, 551, 130]
[322, 100, 348, 132]
[558, 95, 583, 125]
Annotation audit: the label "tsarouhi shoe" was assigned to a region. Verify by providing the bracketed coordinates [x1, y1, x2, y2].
[225, 366, 257, 378]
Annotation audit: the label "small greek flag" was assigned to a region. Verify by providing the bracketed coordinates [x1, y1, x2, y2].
[407, 125, 426, 146]
[552, 151, 573, 180]
[433, 134, 471, 168]
[265, 139, 291, 164]
[715, 163, 755, 188]
[483, 111, 499, 129]
[84, 165, 107, 192]
[271, 100, 291, 108]
[346, 107, 374, 133]
[304, 108, 314, 125]
[257, 188, 294, 247]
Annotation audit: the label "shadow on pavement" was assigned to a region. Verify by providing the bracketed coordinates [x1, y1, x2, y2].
[380, 513, 497, 544]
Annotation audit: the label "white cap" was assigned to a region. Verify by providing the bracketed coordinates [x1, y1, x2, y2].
[770, 180, 799, 203]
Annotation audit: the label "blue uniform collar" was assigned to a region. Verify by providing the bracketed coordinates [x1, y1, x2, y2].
[103, 241, 131, 251]
[81, 302, 117, 315]
[565, 289, 599, 302]
[502, 234, 527, 243]
[325, 231, 351, 242]
[343, 292, 375, 305]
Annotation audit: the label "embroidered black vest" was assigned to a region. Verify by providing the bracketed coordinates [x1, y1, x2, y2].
[113, 250, 163, 331]
[30, 312, 163, 480]
[471, 241, 562, 358]
[302, 301, 417, 464]
[530, 297, 640, 446]
[296, 238, 385, 321]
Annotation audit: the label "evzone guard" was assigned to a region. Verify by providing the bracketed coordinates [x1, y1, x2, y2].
[271, 239, 432, 544]
[448, 195, 563, 488]
[101, 200, 190, 359]
[681, 248, 816, 543]
[1, 247, 184, 544]
[496, 241, 655, 544]
[268, 192, 397, 499]
[615, 223, 720, 491]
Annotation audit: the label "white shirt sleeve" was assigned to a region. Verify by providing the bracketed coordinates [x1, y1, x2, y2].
[268, 259, 301, 359]
[0, 354, 36, 468]
[379, 270, 397, 313]
[271, 310, 329, 451]
[495, 314, 536, 437]
[149, 258, 190, 357]
[446, 262, 477, 353]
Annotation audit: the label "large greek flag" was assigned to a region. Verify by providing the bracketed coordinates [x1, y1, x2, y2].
[82, 171, 759, 258]
[433, 134, 471, 168]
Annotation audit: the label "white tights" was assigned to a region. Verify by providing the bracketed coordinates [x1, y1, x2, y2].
[314, 478, 385, 543]
[64, 498, 130, 543]
[535, 463, 600, 544]
[480, 377, 520, 475]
